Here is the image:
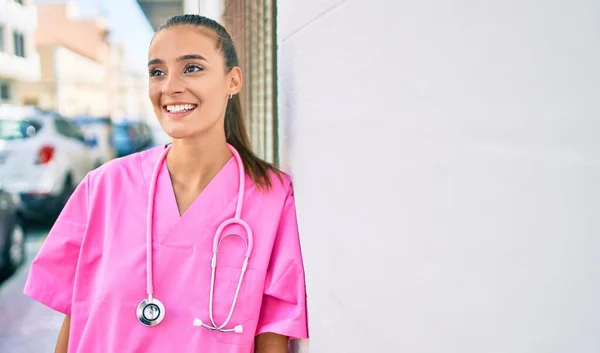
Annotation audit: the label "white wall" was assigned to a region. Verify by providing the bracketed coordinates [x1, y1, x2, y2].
[184, 0, 200, 15]
[186, 0, 223, 22]
[277, 1, 600, 352]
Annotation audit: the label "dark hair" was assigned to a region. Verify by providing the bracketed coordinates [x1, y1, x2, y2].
[156, 14, 281, 190]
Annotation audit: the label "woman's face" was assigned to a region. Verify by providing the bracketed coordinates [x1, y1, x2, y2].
[148, 26, 241, 140]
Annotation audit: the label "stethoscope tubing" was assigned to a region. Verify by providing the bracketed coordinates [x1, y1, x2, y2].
[141, 144, 252, 332]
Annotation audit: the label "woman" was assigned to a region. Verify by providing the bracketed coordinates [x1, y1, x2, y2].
[24, 14, 308, 353]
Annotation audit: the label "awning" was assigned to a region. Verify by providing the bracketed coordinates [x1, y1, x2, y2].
[136, 0, 184, 31]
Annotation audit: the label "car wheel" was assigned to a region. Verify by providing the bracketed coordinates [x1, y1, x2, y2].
[61, 175, 74, 206]
[48, 175, 74, 223]
[8, 223, 25, 269]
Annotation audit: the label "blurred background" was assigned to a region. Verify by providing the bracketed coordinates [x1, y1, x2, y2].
[1, 0, 600, 352]
[0, 0, 166, 349]
[0, 0, 166, 226]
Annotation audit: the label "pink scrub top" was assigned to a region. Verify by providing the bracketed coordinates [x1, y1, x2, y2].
[23, 145, 309, 353]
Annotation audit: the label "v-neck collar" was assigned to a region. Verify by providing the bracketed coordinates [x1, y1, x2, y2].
[140, 145, 241, 246]
[162, 153, 235, 219]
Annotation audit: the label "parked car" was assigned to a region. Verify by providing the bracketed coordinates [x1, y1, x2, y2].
[0, 105, 98, 220]
[72, 115, 116, 166]
[111, 120, 154, 157]
[0, 180, 24, 278]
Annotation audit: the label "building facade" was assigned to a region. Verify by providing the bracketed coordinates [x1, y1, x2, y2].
[105, 42, 153, 122]
[222, 0, 277, 164]
[18, 44, 108, 116]
[15, 2, 109, 117]
[0, 0, 41, 104]
[17, 2, 150, 120]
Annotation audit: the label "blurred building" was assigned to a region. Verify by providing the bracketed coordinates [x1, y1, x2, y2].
[105, 43, 153, 123]
[15, 1, 151, 121]
[137, 0, 277, 164]
[0, 0, 41, 104]
[16, 2, 109, 117]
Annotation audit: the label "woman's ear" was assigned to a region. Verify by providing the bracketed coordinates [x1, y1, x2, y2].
[229, 66, 243, 95]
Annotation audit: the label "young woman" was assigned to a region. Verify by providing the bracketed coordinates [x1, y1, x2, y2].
[24, 14, 308, 353]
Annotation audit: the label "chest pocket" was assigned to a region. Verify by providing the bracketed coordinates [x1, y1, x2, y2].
[207, 265, 265, 345]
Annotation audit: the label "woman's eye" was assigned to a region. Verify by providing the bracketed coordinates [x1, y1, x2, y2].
[184, 65, 204, 73]
[149, 69, 164, 77]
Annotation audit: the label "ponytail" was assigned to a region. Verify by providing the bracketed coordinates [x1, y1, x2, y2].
[225, 94, 281, 190]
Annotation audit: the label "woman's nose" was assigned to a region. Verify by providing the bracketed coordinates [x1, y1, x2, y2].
[161, 75, 185, 95]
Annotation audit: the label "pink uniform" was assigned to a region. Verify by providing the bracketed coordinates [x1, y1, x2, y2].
[24, 145, 309, 352]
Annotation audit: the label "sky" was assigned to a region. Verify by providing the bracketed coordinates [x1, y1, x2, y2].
[32, 0, 156, 74]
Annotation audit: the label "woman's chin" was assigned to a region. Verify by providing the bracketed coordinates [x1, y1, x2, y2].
[160, 129, 185, 140]
[161, 120, 221, 142]
[161, 124, 195, 140]
[165, 132, 191, 140]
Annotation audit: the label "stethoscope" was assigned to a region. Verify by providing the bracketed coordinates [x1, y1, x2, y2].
[137, 143, 253, 335]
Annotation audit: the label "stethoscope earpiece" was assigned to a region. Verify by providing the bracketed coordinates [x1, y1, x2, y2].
[193, 318, 244, 333]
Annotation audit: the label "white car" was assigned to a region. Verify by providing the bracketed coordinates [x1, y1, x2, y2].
[0, 105, 98, 220]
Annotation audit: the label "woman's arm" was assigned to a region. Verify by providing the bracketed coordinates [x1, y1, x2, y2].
[54, 315, 71, 353]
[255, 332, 288, 353]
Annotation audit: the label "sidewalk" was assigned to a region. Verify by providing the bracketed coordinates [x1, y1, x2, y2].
[0, 236, 64, 352]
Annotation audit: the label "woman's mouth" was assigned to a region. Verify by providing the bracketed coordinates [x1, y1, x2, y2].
[163, 104, 198, 119]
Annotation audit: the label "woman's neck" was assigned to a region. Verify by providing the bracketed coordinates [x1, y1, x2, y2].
[165, 134, 233, 190]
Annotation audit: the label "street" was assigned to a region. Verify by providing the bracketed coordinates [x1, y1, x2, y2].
[0, 225, 63, 351]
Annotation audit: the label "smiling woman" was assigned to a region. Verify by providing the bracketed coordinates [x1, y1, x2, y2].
[147, 27, 237, 139]
[147, 16, 278, 190]
[23, 14, 308, 353]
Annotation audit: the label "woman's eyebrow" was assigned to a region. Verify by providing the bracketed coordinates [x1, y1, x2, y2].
[147, 54, 208, 67]
[177, 54, 208, 62]
[148, 58, 163, 66]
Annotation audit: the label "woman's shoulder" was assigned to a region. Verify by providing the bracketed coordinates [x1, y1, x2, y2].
[261, 167, 294, 199]
[87, 145, 164, 186]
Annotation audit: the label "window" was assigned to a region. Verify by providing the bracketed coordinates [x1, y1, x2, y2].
[0, 82, 10, 100]
[224, 0, 278, 164]
[23, 98, 39, 106]
[13, 31, 25, 58]
[54, 118, 86, 144]
[0, 26, 4, 52]
[0, 119, 42, 140]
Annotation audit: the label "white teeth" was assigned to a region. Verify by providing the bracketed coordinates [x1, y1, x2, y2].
[166, 104, 196, 113]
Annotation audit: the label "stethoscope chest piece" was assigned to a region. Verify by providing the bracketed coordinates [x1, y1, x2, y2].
[137, 297, 166, 326]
